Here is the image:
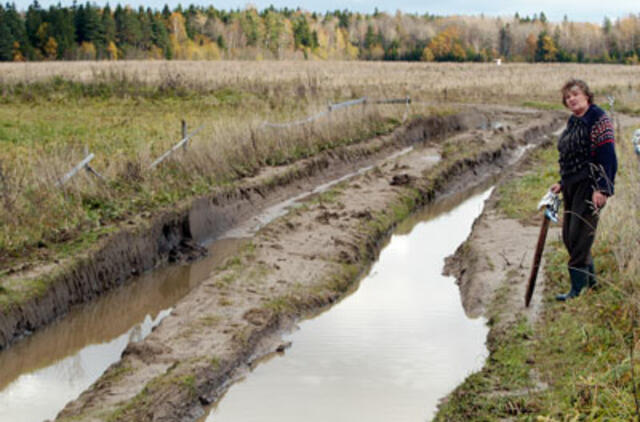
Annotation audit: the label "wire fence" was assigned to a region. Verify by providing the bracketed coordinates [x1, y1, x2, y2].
[56, 95, 412, 188]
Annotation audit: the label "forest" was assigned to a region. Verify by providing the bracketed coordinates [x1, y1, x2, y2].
[1, 2, 640, 64]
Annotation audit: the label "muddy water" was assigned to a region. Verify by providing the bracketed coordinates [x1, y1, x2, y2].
[201, 187, 493, 422]
[0, 239, 243, 422]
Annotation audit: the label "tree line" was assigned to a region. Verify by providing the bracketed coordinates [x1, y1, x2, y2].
[1, 2, 639, 63]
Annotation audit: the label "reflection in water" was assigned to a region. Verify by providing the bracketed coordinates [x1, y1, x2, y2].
[203, 188, 493, 422]
[0, 238, 244, 422]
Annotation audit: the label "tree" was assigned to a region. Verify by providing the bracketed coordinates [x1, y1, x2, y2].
[499, 24, 512, 59]
[100, 5, 116, 46]
[151, 12, 172, 58]
[535, 31, 557, 61]
[75, 3, 102, 45]
[48, 5, 76, 58]
[106, 40, 118, 59]
[115, 5, 143, 50]
[421, 46, 434, 61]
[44, 36, 58, 59]
[293, 14, 312, 50]
[240, 7, 262, 47]
[0, 7, 16, 61]
[427, 26, 466, 61]
[524, 33, 537, 62]
[263, 10, 284, 57]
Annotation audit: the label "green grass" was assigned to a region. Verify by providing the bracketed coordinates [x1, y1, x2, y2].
[496, 145, 559, 221]
[435, 128, 640, 420]
[522, 101, 564, 111]
[0, 77, 402, 275]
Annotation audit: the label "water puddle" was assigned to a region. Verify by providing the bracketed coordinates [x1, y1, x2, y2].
[200, 186, 492, 422]
[222, 146, 419, 239]
[0, 238, 244, 422]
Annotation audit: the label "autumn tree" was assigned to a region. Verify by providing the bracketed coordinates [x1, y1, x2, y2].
[535, 30, 558, 61]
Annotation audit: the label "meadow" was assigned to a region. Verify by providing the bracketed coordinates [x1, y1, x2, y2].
[0, 61, 638, 272]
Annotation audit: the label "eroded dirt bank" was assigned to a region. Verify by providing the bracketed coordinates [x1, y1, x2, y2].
[53, 109, 562, 422]
[434, 112, 640, 419]
[0, 110, 498, 351]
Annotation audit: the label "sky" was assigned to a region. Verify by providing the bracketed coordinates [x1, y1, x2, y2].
[12, 0, 640, 24]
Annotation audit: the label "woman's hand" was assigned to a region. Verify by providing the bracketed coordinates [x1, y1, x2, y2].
[592, 191, 608, 208]
[550, 183, 562, 194]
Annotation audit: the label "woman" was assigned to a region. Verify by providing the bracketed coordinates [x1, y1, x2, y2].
[550, 79, 617, 301]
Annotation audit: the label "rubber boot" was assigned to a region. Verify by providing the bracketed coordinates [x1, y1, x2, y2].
[555, 267, 589, 301]
[587, 262, 598, 289]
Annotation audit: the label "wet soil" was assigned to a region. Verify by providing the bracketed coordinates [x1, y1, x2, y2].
[0, 110, 493, 351]
[51, 108, 562, 422]
[437, 111, 640, 416]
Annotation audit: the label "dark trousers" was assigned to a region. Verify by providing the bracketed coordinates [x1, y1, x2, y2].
[562, 178, 599, 268]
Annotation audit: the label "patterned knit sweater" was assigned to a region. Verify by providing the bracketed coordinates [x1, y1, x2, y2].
[557, 104, 617, 195]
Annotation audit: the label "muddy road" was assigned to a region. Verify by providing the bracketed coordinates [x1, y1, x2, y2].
[0, 107, 563, 422]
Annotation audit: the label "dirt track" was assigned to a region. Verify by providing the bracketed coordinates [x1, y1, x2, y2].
[49, 108, 562, 422]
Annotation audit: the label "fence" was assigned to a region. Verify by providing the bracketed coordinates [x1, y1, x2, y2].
[57, 96, 412, 187]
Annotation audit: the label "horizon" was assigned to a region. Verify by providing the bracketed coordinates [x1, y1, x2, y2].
[6, 0, 639, 24]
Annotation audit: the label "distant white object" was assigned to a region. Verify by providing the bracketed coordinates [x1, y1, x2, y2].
[633, 129, 640, 145]
[495, 58, 502, 66]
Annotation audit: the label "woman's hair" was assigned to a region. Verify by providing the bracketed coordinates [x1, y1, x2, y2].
[561, 79, 594, 107]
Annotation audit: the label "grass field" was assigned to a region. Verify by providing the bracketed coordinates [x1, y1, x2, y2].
[0, 61, 638, 273]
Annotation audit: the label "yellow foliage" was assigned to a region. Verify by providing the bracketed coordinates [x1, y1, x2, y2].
[12, 42, 25, 62]
[370, 44, 385, 60]
[427, 26, 465, 60]
[539, 34, 558, 61]
[79, 41, 96, 60]
[148, 46, 164, 60]
[44, 37, 58, 60]
[421, 47, 434, 61]
[169, 12, 188, 43]
[525, 33, 537, 62]
[106, 41, 119, 60]
[203, 42, 221, 60]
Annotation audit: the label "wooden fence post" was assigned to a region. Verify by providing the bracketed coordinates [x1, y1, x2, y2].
[182, 120, 188, 151]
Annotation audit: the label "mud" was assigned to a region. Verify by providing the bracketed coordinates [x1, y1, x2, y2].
[0, 110, 504, 351]
[50, 108, 562, 422]
[437, 111, 640, 414]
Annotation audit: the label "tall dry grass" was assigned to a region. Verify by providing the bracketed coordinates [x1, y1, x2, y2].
[0, 99, 405, 268]
[1, 61, 638, 272]
[1, 61, 639, 105]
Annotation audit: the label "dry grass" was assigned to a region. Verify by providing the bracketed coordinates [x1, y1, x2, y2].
[0, 61, 638, 272]
[1, 61, 639, 104]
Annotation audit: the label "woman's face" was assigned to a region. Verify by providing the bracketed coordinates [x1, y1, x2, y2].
[564, 86, 590, 116]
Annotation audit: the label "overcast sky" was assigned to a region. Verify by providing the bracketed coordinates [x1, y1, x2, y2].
[13, 0, 639, 24]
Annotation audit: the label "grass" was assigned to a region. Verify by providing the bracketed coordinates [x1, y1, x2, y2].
[435, 125, 640, 420]
[496, 145, 560, 221]
[0, 83, 400, 273]
[3, 62, 640, 276]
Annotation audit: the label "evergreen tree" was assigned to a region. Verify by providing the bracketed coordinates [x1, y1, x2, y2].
[25, 0, 43, 56]
[115, 5, 142, 50]
[48, 5, 76, 58]
[1, 3, 31, 60]
[292, 14, 312, 50]
[138, 7, 154, 50]
[100, 5, 116, 46]
[535, 31, 558, 62]
[161, 4, 171, 20]
[364, 23, 376, 49]
[151, 11, 171, 58]
[0, 6, 16, 60]
[499, 24, 512, 59]
[75, 3, 102, 45]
